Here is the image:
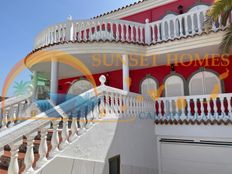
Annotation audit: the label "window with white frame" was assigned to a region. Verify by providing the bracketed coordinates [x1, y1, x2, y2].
[189, 71, 221, 95]
[165, 75, 185, 97]
[141, 77, 158, 98]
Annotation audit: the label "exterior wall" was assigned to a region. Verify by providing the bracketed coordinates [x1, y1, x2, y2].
[121, 0, 214, 23]
[58, 56, 232, 96]
[40, 117, 158, 174]
[155, 125, 232, 174]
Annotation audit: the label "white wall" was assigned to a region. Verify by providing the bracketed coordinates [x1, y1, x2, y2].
[155, 125, 232, 174]
[39, 116, 158, 174]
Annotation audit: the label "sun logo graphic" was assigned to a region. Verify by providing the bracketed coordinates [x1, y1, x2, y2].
[125, 77, 132, 88]
[120, 105, 128, 112]
[136, 95, 144, 102]
[147, 85, 165, 101]
[210, 68, 229, 100]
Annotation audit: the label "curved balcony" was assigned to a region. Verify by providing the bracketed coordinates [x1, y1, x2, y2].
[34, 8, 226, 50]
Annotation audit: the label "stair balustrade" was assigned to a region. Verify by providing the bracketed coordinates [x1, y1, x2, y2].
[0, 95, 32, 131]
[0, 77, 153, 174]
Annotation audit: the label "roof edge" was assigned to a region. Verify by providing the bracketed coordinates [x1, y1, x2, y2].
[92, 0, 177, 20]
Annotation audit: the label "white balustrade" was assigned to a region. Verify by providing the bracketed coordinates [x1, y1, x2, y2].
[0, 95, 31, 130]
[34, 7, 228, 49]
[155, 93, 232, 122]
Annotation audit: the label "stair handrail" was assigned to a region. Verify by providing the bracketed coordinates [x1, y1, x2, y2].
[0, 77, 156, 173]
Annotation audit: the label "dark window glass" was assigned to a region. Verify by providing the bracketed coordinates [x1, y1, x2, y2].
[109, 155, 120, 174]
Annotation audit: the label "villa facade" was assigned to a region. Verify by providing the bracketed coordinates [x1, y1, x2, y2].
[0, 0, 232, 174]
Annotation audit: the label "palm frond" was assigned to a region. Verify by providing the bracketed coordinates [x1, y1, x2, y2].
[219, 25, 232, 53]
[221, 7, 232, 26]
[208, 0, 232, 21]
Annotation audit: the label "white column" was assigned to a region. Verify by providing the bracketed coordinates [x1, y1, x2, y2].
[32, 71, 38, 100]
[50, 59, 59, 105]
[122, 54, 129, 92]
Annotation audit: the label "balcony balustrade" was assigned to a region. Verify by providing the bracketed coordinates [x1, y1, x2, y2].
[34, 8, 227, 49]
[155, 93, 232, 124]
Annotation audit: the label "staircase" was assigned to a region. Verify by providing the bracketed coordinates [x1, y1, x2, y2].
[0, 79, 154, 174]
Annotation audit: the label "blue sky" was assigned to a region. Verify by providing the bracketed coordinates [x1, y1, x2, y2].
[0, 0, 138, 96]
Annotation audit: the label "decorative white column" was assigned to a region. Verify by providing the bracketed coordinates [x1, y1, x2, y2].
[122, 54, 130, 92]
[50, 59, 59, 105]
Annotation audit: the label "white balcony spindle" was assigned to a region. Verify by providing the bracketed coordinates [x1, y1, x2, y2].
[8, 141, 21, 174]
[121, 23, 124, 41]
[179, 17, 183, 37]
[213, 98, 218, 116]
[60, 119, 69, 150]
[125, 24, 129, 41]
[140, 26, 144, 43]
[207, 98, 211, 116]
[24, 133, 36, 173]
[191, 14, 195, 35]
[36, 128, 48, 168]
[131, 25, 134, 42]
[197, 12, 203, 33]
[70, 117, 78, 142]
[220, 97, 225, 116]
[135, 26, 139, 42]
[49, 120, 60, 158]
[227, 96, 232, 116]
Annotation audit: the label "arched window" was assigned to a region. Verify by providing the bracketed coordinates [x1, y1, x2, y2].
[67, 79, 93, 98]
[189, 71, 221, 95]
[140, 77, 158, 98]
[165, 75, 185, 97]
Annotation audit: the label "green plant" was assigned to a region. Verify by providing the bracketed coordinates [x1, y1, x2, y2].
[206, 0, 232, 53]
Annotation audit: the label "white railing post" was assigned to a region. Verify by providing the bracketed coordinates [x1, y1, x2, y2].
[70, 117, 78, 142]
[145, 18, 151, 44]
[23, 133, 37, 174]
[49, 120, 60, 158]
[66, 16, 74, 41]
[60, 119, 69, 150]
[227, 96, 232, 116]
[36, 128, 48, 169]
[197, 12, 202, 34]
[8, 141, 22, 174]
